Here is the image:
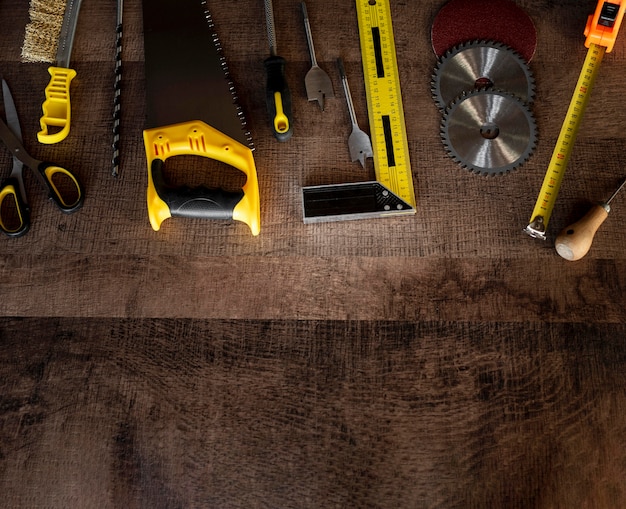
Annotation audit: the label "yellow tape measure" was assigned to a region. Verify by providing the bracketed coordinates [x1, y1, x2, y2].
[525, 0, 626, 239]
[525, 43, 605, 239]
[355, 0, 416, 209]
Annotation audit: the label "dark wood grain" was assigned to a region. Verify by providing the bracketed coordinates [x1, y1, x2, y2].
[1, 0, 626, 506]
[1, 318, 625, 508]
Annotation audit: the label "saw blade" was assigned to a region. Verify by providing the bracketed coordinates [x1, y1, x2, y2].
[432, 40, 535, 111]
[440, 89, 537, 176]
[142, 0, 252, 149]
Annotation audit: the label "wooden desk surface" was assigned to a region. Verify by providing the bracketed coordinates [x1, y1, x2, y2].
[1, 0, 625, 507]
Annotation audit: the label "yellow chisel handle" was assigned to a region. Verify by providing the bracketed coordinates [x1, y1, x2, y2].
[37, 66, 76, 144]
[143, 120, 260, 235]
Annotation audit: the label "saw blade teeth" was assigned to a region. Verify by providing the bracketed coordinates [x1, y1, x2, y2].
[202, 2, 216, 35]
[219, 55, 229, 76]
[432, 39, 535, 112]
[234, 102, 254, 150]
[200, 1, 255, 150]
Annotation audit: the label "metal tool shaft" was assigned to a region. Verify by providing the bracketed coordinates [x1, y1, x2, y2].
[302, 2, 317, 66]
[338, 58, 358, 128]
[606, 176, 626, 205]
[56, 0, 84, 67]
[112, 0, 123, 177]
[264, 0, 278, 56]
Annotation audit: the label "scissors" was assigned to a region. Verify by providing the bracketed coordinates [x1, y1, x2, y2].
[0, 79, 83, 237]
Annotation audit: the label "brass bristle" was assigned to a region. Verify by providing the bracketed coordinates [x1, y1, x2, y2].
[21, 0, 66, 63]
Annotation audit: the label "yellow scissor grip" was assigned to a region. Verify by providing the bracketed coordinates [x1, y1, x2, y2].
[585, 0, 626, 52]
[37, 66, 76, 144]
[0, 183, 26, 234]
[143, 120, 260, 235]
[42, 165, 83, 210]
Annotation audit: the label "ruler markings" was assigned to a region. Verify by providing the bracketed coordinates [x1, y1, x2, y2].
[526, 43, 605, 238]
[356, 0, 416, 209]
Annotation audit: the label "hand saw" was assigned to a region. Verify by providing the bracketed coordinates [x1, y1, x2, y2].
[142, 0, 260, 235]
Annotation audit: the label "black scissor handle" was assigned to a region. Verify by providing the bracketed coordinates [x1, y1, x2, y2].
[37, 162, 84, 213]
[0, 176, 30, 237]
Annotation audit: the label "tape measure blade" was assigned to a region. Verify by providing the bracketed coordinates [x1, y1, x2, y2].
[526, 43, 605, 237]
[356, 0, 416, 209]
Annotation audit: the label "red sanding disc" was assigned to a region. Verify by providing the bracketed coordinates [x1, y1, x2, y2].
[431, 0, 537, 62]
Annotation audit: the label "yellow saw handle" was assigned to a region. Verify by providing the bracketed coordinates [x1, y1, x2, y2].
[143, 120, 260, 235]
[37, 66, 76, 144]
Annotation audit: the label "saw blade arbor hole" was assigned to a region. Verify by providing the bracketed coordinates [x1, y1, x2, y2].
[480, 122, 500, 140]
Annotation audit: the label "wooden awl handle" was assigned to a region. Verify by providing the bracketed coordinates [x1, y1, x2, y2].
[555, 204, 609, 261]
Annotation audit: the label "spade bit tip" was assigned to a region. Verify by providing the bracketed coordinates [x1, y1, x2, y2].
[350, 129, 373, 168]
[305, 69, 334, 111]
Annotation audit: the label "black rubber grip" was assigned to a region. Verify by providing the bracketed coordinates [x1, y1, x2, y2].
[264, 55, 293, 142]
[151, 159, 244, 220]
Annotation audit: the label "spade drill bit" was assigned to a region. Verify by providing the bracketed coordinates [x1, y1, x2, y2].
[302, 2, 334, 110]
[337, 58, 372, 168]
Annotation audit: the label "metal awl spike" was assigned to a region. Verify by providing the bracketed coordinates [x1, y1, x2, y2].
[606, 176, 626, 206]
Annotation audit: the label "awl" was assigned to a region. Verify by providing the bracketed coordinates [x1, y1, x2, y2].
[555, 177, 626, 260]
[38, 0, 83, 144]
[142, 0, 260, 235]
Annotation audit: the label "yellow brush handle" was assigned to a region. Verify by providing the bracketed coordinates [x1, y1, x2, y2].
[143, 120, 260, 235]
[37, 66, 76, 144]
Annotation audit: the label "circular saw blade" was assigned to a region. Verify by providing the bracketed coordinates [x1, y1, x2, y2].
[440, 89, 537, 176]
[432, 40, 535, 111]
